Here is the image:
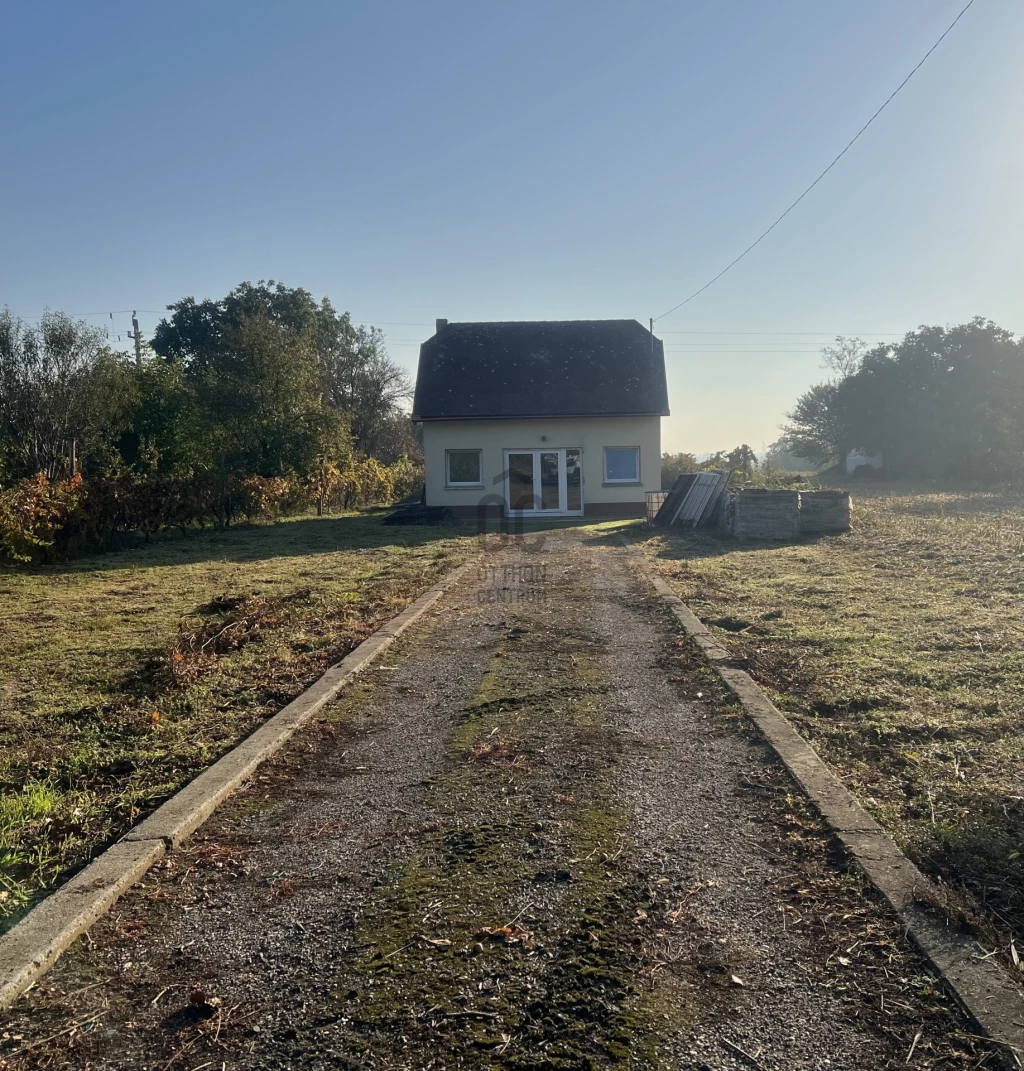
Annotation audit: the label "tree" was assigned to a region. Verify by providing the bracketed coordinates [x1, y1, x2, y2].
[195, 310, 349, 477]
[121, 356, 209, 473]
[315, 316, 410, 455]
[782, 318, 1024, 481]
[0, 309, 135, 480]
[151, 280, 409, 468]
[726, 444, 758, 480]
[783, 382, 847, 467]
[764, 438, 814, 473]
[660, 451, 699, 488]
[820, 336, 867, 380]
[371, 413, 423, 466]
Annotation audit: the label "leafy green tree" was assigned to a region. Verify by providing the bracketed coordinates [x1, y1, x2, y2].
[0, 308, 136, 480]
[196, 310, 347, 476]
[783, 318, 1024, 481]
[124, 356, 210, 473]
[660, 451, 699, 487]
[726, 444, 758, 480]
[151, 280, 409, 469]
[315, 315, 410, 455]
[783, 382, 848, 467]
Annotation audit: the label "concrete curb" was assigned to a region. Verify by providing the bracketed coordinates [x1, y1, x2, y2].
[625, 541, 1024, 1068]
[0, 555, 479, 1010]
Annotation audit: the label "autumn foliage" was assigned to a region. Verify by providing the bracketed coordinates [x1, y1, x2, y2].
[0, 460, 419, 563]
[0, 473, 84, 561]
[0, 283, 427, 564]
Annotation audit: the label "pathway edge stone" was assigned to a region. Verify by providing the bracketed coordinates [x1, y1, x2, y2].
[0, 553, 479, 1011]
[625, 539, 1024, 1068]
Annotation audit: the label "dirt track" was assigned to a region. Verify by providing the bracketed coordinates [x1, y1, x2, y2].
[0, 530, 996, 1069]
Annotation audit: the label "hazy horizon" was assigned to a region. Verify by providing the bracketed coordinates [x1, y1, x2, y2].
[2, 1, 1020, 455]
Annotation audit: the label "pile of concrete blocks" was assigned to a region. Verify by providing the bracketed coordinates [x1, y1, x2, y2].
[723, 488, 853, 541]
[726, 490, 802, 541]
[799, 490, 852, 535]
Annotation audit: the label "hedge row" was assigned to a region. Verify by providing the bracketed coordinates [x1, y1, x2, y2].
[0, 456, 422, 563]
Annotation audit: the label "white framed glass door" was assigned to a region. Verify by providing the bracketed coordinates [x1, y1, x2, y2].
[504, 449, 583, 515]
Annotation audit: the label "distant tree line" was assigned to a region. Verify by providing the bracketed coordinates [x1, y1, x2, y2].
[661, 444, 790, 489]
[781, 318, 1024, 482]
[0, 281, 422, 561]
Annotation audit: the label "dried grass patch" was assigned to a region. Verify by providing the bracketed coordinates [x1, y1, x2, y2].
[467, 737, 529, 769]
[643, 483, 1024, 957]
[0, 510, 470, 925]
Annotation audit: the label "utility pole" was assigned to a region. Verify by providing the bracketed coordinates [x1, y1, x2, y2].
[649, 317, 655, 355]
[129, 311, 143, 367]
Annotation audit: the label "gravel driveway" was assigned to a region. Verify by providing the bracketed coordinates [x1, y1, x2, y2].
[1, 530, 996, 1069]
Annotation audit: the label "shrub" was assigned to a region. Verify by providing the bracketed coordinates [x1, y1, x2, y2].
[389, 455, 423, 502]
[0, 473, 83, 562]
[356, 457, 394, 505]
[0, 450, 414, 565]
[310, 458, 341, 516]
[232, 474, 292, 521]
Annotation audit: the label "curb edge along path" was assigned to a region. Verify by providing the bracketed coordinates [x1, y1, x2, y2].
[0, 555, 480, 1012]
[625, 540, 1024, 1069]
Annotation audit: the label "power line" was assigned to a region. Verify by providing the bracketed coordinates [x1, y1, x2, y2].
[663, 349, 834, 353]
[657, 329, 901, 335]
[663, 345, 840, 349]
[661, 343, 891, 348]
[62, 309, 166, 318]
[653, 0, 976, 322]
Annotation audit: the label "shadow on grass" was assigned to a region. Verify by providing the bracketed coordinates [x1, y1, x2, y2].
[919, 811, 1024, 939]
[3, 513, 682, 581]
[631, 526, 844, 561]
[631, 512, 1024, 944]
[5, 510, 470, 579]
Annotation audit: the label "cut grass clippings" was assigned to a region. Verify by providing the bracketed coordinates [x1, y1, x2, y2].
[0, 509, 473, 924]
[639, 483, 1024, 959]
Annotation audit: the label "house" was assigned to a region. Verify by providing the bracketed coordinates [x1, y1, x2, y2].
[412, 319, 669, 518]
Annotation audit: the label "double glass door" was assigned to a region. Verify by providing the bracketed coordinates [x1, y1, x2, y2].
[504, 448, 582, 515]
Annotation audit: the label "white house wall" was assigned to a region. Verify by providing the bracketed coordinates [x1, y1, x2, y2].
[421, 416, 661, 512]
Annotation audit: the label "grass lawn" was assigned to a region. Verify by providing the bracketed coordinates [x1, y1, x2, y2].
[638, 484, 1024, 948]
[0, 511, 473, 924]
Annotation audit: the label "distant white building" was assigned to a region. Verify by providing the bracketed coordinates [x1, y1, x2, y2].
[845, 449, 883, 475]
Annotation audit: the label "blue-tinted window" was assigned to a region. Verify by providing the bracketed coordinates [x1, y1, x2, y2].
[604, 447, 639, 482]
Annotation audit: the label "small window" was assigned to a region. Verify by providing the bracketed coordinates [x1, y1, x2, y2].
[604, 447, 640, 483]
[446, 449, 482, 486]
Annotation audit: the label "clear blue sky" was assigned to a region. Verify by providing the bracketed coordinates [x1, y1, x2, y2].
[2, 1, 1020, 453]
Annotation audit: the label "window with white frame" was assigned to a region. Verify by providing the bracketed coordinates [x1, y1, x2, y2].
[445, 449, 483, 486]
[603, 446, 640, 483]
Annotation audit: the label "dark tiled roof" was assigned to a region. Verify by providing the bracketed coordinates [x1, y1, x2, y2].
[412, 319, 670, 420]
